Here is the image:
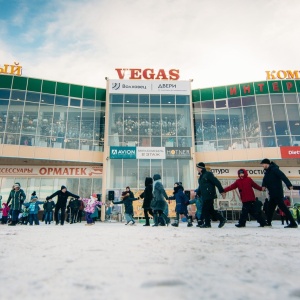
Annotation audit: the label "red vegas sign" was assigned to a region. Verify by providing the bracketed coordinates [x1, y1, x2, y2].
[115, 68, 180, 80]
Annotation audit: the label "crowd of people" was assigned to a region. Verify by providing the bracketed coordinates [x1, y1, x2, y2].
[1, 158, 300, 228]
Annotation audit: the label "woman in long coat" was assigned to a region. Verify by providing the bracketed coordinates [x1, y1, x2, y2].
[151, 174, 169, 226]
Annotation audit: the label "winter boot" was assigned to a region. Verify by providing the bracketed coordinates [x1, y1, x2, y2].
[187, 216, 193, 227]
[171, 219, 179, 227]
[152, 214, 159, 227]
[8, 221, 16, 226]
[196, 220, 203, 227]
[218, 217, 227, 228]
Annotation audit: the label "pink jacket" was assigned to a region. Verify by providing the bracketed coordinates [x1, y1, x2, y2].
[1, 203, 10, 217]
[82, 197, 102, 213]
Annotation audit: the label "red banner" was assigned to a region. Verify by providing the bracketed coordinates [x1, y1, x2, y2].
[280, 146, 300, 159]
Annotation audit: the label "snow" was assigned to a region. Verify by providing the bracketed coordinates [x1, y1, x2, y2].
[0, 220, 299, 300]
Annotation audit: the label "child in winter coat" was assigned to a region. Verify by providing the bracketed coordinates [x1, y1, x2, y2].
[82, 194, 102, 226]
[223, 169, 266, 227]
[113, 186, 139, 225]
[1, 203, 10, 224]
[169, 182, 193, 227]
[22, 192, 45, 225]
[43, 198, 56, 224]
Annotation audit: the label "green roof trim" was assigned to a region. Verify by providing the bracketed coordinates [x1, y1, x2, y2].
[192, 79, 300, 102]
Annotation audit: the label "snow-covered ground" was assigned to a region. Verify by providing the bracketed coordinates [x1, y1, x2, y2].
[0, 220, 299, 300]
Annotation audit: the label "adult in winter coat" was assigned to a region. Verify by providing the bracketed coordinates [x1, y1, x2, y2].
[43, 198, 55, 224]
[7, 183, 26, 226]
[278, 196, 291, 226]
[169, 182, 193, 227]
[113, 186, 139, 225]
[223, 169, 266, 227]
[195, 162, 226, 228]
[151, 174, 169, 226]
[139, 177, 154, 226]
[260, 158, 298, 228]
[46, 185, 80, 226]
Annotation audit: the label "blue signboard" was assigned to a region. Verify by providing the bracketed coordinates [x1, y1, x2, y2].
[110, 146, 136, 159]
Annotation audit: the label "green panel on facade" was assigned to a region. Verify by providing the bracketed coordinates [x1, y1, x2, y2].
[192, 90, 200, 102]
[240, 82, 254, 96]
[282, 80, 296, 93]
[200, 88, 213, 101]
[27, 78, 42, 92]
[294, 80, 300, 93]
[226, 85, 241, 98]
[83, 86, 96, 100]
[0, 74, 13, 88]
[254, 81, 268, 95]
[213, 86, 227, 99]
[56, 82, 69, 96]
[268, 80, 282, 93]
[42, 80, 56, 94]
[70, 84, 83, 98]
[96, 88, 106, 101]
[12, 76, 27, 90]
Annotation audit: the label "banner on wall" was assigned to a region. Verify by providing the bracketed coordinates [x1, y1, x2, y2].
[0, 166, 103, 177]
[136, 147, 166, 159]
[209, 166, 300, 178]
[109, 80, 191, 95]
[280, 146, 300, 159]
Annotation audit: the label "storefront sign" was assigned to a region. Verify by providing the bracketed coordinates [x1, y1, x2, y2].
[110, 146, 136, 159]
[0, 62, 22, 76]
[0, 166, 102, 177]
[209, 166, 300, 178]
[266, 70, 300, 80]
[136, 147, 166, 159]
[115, 68, 180, 80]
[280, 146, 300, 159]
[166, 147, 191, 159]
[109, 80, 190, 95]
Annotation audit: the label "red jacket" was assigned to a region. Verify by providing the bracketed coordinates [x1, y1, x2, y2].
[1, 203, 10, 217]
[224, 169, 262, 203]
[279, 198, 291, 216]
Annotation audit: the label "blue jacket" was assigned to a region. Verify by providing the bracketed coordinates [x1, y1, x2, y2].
[169, 186, 188, 214]
[23, 201, 45, 214]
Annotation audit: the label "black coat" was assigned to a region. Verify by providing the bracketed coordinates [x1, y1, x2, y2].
[46, 190, 79, 207]
[169, 186, 188, 214]
[113, 192, 138, 215]
[43, 200, 55, 212]
[262, 162, 292, 198]
[140, 185, 153, 209]
[197, 168, 224, 201]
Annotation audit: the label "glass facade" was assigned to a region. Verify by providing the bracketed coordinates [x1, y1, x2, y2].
[107, 92, 193, 190]
[193, 80, 300, 151]
[0, 75, 106, 151]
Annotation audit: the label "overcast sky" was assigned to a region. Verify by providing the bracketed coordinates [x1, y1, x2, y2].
[1, 0, 299, 89]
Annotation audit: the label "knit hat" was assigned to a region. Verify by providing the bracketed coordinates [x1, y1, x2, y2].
[153, 174, 161, 181]
[61, 185, 67, 190]
[31, 191, 38, 200]
[14, 183, 21, 188]
[196, 162, 205, 169]
[260, 158, 271, 164]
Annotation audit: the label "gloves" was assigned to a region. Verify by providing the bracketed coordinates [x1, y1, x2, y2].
[46, 197, 50, 200]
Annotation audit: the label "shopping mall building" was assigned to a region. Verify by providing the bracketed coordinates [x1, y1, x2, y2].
[1, 69, 300, 218]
